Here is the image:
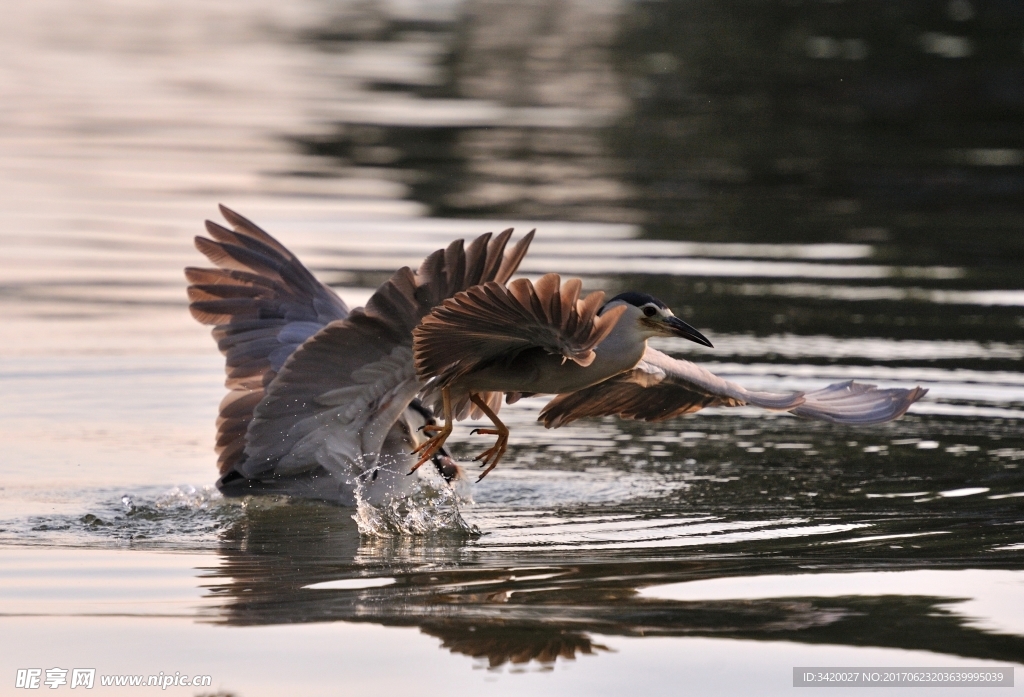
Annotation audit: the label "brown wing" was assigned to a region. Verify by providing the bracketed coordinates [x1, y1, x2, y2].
[237, 229, 536, 478]
[538, 349, 744, 427]
[413, 273, 627, 388]
[540, 376, 723, 427]
[186, 205, 350, 473]
[541, 347, 925, 428]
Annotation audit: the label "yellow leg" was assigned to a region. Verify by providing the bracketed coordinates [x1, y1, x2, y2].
[469, 393, 510, 481]
[409, 388, 452, 473]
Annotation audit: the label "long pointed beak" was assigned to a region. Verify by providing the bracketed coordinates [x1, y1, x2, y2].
[665, 316, 714, 347]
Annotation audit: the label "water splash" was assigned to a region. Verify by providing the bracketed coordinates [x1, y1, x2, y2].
[0, 485, 244, 549]
[352, 470, 478, 537]
[153, 484, 223, 511]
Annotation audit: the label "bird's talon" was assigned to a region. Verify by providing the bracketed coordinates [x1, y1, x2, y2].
[470, 435, 507, 479]
[409, 447, 438, 474]
[409, 389, 454, 475]
[409, 432, 452, 475]
[465, 394, 510, 480]
[476, 454, 504, 482]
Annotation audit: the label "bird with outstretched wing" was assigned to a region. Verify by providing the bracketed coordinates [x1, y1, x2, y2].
[187, 205, 533, 504]
[412, 274, 927, 479]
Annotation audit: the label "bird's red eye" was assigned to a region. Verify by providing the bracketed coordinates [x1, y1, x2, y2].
[643, 306, 657, 317]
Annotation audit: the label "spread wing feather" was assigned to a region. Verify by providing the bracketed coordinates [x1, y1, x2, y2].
[186, 205, 350, 474]
[540, 347, 925, 427]
[240, 229, 536, 478]
[413, 273, 627, 387]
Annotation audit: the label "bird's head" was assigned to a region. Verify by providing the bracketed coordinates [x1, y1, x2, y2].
[600, 292, 713, 347]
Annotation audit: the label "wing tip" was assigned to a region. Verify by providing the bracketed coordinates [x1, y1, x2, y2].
[790, 381, 929, 424]
[218, 203, 243, 226]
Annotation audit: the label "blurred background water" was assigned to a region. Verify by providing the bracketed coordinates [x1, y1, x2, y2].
[0, 1, 1022, 695]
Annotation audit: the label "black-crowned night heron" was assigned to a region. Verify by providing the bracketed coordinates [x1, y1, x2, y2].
[411, 274, 928, 480]
[186, 205, 533, 505]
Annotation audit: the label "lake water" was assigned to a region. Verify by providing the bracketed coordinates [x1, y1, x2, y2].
[1, 1, 1022, 695]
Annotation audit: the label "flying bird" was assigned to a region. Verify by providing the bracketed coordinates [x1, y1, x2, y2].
[188, 210, 925, 493]
[411, 274, 928, 479]
[186, 205, 533, 505]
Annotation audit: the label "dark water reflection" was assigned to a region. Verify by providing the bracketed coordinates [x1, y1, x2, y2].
[297, 1, 1024, 273]
[201, 495, 1024, 668]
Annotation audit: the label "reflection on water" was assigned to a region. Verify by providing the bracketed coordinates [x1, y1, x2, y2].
[297, 1, 1024, 271]
[1, 0, 1023, 692]
[12, 497, 1023, 671]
